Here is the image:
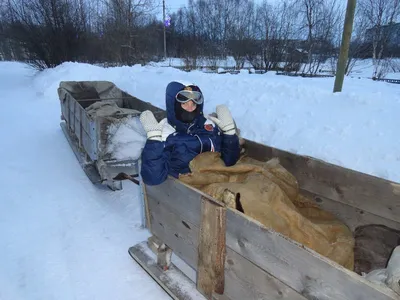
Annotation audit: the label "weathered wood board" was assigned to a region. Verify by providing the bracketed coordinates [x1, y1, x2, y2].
[301, 189, 400, 232]
[60, 122, 101, 184]
[146, 180, 307, 300]
[243, 139, 400, 225]
[145, 178, 400, 300]
[197, 198, 226, 297]
[226, 208, 399, 300]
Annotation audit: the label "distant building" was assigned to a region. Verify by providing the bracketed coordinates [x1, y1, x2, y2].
[365, 22, 400, 46]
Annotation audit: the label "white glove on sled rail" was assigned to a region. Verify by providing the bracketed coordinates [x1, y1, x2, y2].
[140, 110, 167, 142]
[207, 104, 236, 135]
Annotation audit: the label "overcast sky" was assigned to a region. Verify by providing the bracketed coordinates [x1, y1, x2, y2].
[163, 0, 264, 12]
[156, 0, 347, 19]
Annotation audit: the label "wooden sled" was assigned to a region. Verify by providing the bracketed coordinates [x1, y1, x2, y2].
[58, 80, 163, 190]
[131, 109, 400, 299]
[132, 149, 400, 299]
[58, 81, 400, 299]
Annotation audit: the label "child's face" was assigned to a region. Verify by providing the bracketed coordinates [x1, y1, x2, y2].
[181, 100, 197, 112]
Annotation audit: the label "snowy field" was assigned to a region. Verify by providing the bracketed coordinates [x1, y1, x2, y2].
[0, 60, 399, 300]
[151, 56, 400, 79]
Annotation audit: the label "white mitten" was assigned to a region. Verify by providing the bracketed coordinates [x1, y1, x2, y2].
[139, 110, 167, 141]
[161, 121, 176, 142]
[206, 105, 236, 135]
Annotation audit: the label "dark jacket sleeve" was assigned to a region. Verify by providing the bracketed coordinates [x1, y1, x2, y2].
[220, 133, 240, 166]
[140, 140, 171, 185]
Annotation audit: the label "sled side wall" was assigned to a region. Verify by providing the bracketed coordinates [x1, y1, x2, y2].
[142, 140, 400, 300]
[243, 139, 400, 231]
[145, 177, 399, 300]
[60, 90, 98, 160]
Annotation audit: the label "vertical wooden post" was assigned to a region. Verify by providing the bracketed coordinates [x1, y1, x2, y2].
[163, 0, 167, 59]
[333, 0, 357, 93]
[147, 235, 172, 271]
[197, 197, 226, 299]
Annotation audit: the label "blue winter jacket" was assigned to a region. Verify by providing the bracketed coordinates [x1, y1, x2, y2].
[140, 81, 241, 186]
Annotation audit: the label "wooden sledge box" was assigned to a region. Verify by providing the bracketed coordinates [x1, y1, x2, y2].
[58, 80, 164, 190]
[124, 98, 400, 299]
[57, 81, 399, 299]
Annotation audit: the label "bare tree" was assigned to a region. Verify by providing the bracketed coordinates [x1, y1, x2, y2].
[2, 0, 87, 69]
[297, 0, 342, 75]
[255, 0, 300, 72]
[227, 0, 257, 69]
[358, 0, 400, 78]
[342, 6, 373, 75]
[102, 0, 157, 65]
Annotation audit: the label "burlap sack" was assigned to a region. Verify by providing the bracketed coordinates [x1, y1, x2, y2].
[179, 152, 355, 270]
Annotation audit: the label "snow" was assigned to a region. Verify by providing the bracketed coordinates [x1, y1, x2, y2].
[32, 59, 400, 182]
[150, 57, 400, 79]
[149, 55, 252, 69]
[106, 116, 147, 161]
[0, 62, 169, 300]
[361, 246, 400, 295]
[0, 59, 399, 299]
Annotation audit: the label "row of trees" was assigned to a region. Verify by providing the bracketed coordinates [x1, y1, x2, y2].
[0, 0, 399, 77]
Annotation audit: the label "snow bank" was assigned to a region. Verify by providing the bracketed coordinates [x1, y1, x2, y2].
[30, 61, 400, 183]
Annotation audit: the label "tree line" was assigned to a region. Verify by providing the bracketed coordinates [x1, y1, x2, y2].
[0, 0, 399, 77]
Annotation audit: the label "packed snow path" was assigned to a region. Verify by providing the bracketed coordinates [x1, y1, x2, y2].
[0, 63, 169, 300]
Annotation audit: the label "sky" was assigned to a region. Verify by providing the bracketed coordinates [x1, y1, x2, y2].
[157, 0, 347, 20]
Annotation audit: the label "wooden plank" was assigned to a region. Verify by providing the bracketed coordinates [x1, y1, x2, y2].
[82, 131, 94, 159]
[301, 189, 400, 232]
[219, 248, 307, 300]
[79, 107, 83, 147]
[146, 178, 203, 226]
[79, 105, 92, 137]
[146, 187, 305, 300]
[244, 139, 400, 225]
[60, 122, 101, 184]
[67, 98, 73, 131]
[128, 241, 206, 300]
[147, 194, 199, 269]
[197, 197, 226, 298]
[225, 208, 400, 300]
[72, 100, 77, 133]
[142, 183, 152, 231]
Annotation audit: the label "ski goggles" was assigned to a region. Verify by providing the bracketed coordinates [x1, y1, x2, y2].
[175, 90, 204, 105]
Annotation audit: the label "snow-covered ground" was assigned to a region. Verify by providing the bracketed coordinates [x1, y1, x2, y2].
[0, 60, 399, 300]
[150, 56, 400, 79]
[0, 62, 169, 300]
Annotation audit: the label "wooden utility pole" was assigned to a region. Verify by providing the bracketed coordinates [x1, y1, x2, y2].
[333, 0, 357, 93]
[163, 0, 167, 59]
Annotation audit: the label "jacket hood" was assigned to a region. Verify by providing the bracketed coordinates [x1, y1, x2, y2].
[165, 81, 206, 132]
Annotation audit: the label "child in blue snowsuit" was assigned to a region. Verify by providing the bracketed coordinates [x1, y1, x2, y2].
[139, 80, 240, 186]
